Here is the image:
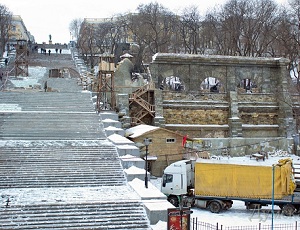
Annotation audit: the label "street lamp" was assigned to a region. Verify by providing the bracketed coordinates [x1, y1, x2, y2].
[144, 138, 150, 188]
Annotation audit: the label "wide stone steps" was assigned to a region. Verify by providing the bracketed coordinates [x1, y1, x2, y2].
[0, 202, 150, 229]
[0, 91, 101, 140]
[0, 92, 95, 112]
[0, 113, 105, 140]
[0, 145, 126, 188]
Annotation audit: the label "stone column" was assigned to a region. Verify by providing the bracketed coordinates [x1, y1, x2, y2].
[228, 91, 243, 137]
[276, 59, 296, 138]
[154, 89, 165, 127]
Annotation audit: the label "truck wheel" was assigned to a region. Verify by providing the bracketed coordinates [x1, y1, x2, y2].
[208, 201, 222, 213]
[282, 204, 296, 216]
[168, 196, 179, 207]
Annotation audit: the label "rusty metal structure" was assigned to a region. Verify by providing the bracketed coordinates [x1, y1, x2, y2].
[15, 39, 29, 77]
[96, 55, 116, 112]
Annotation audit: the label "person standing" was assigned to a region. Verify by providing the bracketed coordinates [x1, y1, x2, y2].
[48, 49, 51, 56]
[44, 81, 48, 92]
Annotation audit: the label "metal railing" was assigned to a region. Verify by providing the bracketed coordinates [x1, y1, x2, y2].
[191, 218, 298, 230]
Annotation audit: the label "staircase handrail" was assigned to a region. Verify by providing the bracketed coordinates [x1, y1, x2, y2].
[135, 98, 155, 113]
[129, 82, 155, 100]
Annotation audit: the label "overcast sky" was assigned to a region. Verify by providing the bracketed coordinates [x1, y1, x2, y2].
[0, 0, 289, 44]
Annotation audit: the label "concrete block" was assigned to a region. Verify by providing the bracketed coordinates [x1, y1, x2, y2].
[99, 112, 118, 121]
[116, 145, 140, 157]
[108, 134, 135, 146]
[102, 119, 122, 128]
[120, 155, 144, 169]
[104, 126, 125, 136]
[128, 178, 174, 225]
[143, 199, 174, 225]
[128, 178, 166, 200]
[124, 166, 148, 181]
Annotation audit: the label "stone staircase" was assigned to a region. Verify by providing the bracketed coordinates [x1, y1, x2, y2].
[0, 92, 104, 140]
[0, 145, 125, 188]
[1, 202, 150, 229]
[0, 52, 151, 229]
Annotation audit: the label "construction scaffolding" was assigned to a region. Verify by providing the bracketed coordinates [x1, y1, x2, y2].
[96, 55, 116, 112]
[15, 39, 29, 77]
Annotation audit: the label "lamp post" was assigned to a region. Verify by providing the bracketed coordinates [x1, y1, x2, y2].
[144, 138, 150, 188]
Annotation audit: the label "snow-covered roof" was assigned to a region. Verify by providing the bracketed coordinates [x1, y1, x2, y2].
[126, 124, 159, 138]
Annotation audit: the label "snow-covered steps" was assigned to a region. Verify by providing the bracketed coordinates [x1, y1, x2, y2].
[0, 144, 126, 188]
[0, 92, 95, 112]
[0, 201, 151, 229]
[0, 112, 106, 140]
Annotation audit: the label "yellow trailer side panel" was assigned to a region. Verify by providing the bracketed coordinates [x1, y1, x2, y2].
[194, 159, 295, 199]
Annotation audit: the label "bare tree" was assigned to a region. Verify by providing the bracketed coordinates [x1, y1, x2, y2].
[95, 15, 129, 55]
[179, 6, 202, 54]
[95, 21, 115, 54]
[123, 13, 147, 72]
[202, 0, 279, 57]
[69, 18, 83, 43]
[278, 0, 300, 82]
[78, 22, 97, 69]
[0, 4, 12, 57]
[134, 2, 175, 54]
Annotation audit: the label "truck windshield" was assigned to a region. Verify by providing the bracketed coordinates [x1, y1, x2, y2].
[162, 174, 173, 187]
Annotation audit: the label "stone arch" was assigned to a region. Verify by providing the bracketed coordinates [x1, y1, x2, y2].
[199, 69, 227, 93]
[200, 77, 223, 93]
[159, 75, 185, 92]
[235, 68, 263, 93]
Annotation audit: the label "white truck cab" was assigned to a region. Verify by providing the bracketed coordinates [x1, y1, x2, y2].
[161, 160, 195, 206]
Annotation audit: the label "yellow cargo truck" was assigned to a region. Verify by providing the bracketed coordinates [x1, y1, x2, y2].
[161, 158, 300, 216]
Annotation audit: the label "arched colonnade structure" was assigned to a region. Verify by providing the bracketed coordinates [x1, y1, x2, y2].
[149, 53, 296, 155]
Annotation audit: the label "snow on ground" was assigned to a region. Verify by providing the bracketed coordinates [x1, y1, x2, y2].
[0, 186, 141, 206]
[9, 66, 47, 88]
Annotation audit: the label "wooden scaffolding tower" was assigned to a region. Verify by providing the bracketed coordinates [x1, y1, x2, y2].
[15, 39, 29, 77]
[96, 55, 116, 112]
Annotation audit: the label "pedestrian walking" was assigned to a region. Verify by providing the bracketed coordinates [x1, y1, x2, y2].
[48, 49, 51, 56]
[44, 81, 48, 92]
[59, 49, 62, 54]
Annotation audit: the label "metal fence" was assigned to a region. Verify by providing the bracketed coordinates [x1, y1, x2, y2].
[191, 218, 298, 230]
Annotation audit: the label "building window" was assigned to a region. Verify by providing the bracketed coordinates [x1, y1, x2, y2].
[166, 138, 176, 143]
